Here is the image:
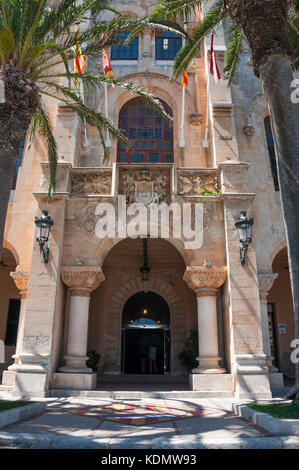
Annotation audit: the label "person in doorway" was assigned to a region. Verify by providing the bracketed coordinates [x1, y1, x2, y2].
[137, 337, 148, 374]
[148, 345, 157, 374]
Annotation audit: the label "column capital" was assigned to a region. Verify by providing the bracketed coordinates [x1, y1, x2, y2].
[61, 266, 105, 295]
[10, 271, 29, 299]
[258, 273, 278, 301]
[183, 266, 227, 294]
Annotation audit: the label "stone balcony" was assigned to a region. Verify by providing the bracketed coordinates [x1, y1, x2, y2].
[38, 160, 254, 205]
[39, 163, 221, 203]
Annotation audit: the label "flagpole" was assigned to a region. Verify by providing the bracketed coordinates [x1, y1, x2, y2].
[104, 82, 111, 147]
[179, 85, 186, 147]
[179, 18, 188, 148]
[203, 72, 210, 149]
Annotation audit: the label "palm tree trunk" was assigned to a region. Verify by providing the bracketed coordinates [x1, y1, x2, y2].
[0, 103, 33, 261]
[261, 55, 299, 402]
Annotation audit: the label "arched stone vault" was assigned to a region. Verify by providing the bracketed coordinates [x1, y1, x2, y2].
[103, 276, 186, 375]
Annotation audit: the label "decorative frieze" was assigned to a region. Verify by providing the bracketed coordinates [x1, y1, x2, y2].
[71, 171, 112, 195]
[177, 170, 220, 195]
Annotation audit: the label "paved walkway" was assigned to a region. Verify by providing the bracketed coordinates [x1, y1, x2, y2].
[0, 396, 298, 448]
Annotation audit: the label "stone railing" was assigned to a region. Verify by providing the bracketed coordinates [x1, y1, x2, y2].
[71, 167, 113, 195]
[177, 169, 220, 196]
[47, 164, 221, 201]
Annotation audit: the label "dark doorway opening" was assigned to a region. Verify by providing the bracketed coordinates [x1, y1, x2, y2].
[121, 291, 170, 375]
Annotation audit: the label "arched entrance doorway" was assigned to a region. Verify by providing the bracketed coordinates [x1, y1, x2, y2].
[268, 246, 295, 382]
[90, 237, 194, 377]
[121, 291, 170, 375]
[0, 248, 19, 381]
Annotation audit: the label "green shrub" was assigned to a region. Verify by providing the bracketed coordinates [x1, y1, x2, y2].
[178, 328, 198, 371]
[86, 350, 100, 372]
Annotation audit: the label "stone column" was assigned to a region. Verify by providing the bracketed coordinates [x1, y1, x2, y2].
[184, 266, 227, 373]
[53, 266, 105, 390]
[2, 272, 29, 386]
[184, 266, 233, 392]
[142, 29, 152, 58]
[258, 273, 284, 387]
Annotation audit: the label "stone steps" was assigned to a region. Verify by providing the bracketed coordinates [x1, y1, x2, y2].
[48, 389, 234, 399]
[0, 385, 13, 392]
[99, 375, 188, 383]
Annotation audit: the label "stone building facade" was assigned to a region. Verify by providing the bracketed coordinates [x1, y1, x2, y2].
[0, 1, 295, 398]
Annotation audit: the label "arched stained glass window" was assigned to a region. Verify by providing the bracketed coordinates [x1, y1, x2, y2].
[264, 116, 279, 191]
[118, 98, 173, 163]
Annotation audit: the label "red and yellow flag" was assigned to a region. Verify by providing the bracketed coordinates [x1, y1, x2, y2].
[74, 26, 86, 85]
[182, 69, 188, 87]
[101, 33, 114, 81]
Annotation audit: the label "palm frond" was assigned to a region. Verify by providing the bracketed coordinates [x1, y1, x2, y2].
[287, 10, 299, 69]
[172, 0, 225, 79]
[38, 72, 173, 123]
[224, 23, 244, 85]
[151, 0, 202, 23]
[39, 82, 131, 147]
[33, 105, 58, 200]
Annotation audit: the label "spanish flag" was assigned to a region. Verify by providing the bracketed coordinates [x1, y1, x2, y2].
[74, 26, 86, 85]
[101, 33, 114, 81]
[182, 69, 188, 87]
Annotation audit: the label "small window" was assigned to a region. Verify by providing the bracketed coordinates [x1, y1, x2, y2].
[5, 299, 21, 346]
[264, 116, 279, 191]
[111, 32, 138, 60]
[155, 32, 182, 60]
[11, 140, 25, 190]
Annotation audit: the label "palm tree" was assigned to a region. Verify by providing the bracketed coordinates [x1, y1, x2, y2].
[0, 0, 171, 261]
[127, 0, 299, 401]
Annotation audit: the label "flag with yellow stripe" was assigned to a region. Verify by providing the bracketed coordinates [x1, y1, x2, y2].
[74, 26, 86, 85]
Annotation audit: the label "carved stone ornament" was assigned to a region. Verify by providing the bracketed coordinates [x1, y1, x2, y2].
[61, 266, 105, 294]
[10, 271, 29, 298]
[242, 126, 254, 136]
[71, 172, 112, 195]
[177, 171, 220, 195]
[183, 266, 227, 293]
[258, 273, 278, 300]
[119, 169, 169, 205]
[189, 113, 203, 126]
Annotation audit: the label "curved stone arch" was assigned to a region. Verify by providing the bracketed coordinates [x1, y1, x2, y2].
[248, 93, 269, 125]
[111, 72, 193, 123]
[254, 221, 286, 271]
[93, 234, 188, 268]
[247, 93, 270, 158]
[107, 73, 193, 145]
[269, 240, 287, 267]
[104, 276, 186, 375]
[3, 239, 20, 267]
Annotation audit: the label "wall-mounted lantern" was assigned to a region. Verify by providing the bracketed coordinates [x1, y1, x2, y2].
[235, 211, 254, 265]
[34, 210, 54, 264]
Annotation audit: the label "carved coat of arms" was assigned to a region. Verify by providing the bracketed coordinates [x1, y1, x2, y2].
[120, 169, 168, 205]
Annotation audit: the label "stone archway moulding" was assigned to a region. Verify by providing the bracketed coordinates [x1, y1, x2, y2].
[104, 276, 186, 376]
